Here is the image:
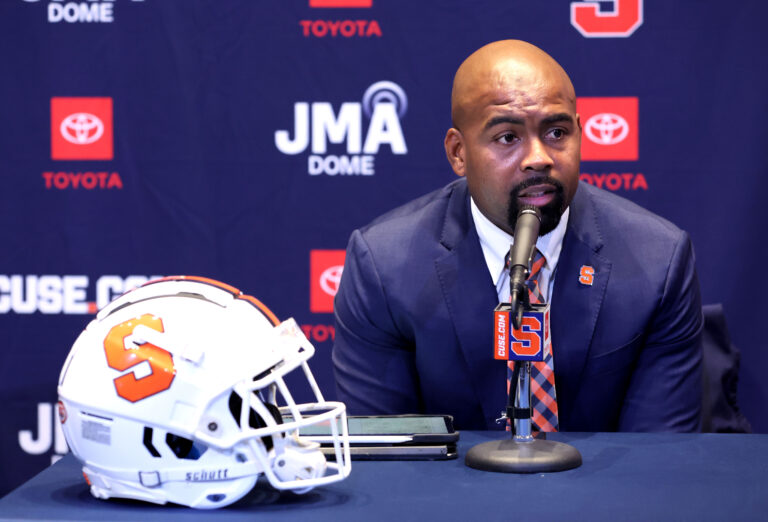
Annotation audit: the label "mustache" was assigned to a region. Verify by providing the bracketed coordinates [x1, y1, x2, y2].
[510, 176, 565, 198]
[507, 176, 567, 236]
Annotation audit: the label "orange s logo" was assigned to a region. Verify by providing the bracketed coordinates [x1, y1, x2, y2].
[579, 265, 595, 286]
[571, 0, 643, 38]
[511, 317, 542, 357]
[103, 314, 175, 402]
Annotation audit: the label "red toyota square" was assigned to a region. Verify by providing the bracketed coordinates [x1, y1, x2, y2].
[310, 0, 372, 7]
[310, 250, 346, 313]
[51, 97, 113, 160]
[577, 97, 638, 161]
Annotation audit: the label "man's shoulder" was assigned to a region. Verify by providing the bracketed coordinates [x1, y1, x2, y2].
[576, 181, 686, 243]
[359, 178, 468, 241]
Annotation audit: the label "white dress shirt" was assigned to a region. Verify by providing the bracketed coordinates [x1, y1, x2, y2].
[470, 198, 570, 304]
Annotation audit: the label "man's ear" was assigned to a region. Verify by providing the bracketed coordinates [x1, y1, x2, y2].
[444, 128, 466, 177]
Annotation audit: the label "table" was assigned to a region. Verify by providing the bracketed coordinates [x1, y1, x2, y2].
[1, 431, 767, 521]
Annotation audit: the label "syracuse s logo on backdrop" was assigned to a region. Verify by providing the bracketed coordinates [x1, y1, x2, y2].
[275, 81, 408, 176]
[571, 0, 643, 38]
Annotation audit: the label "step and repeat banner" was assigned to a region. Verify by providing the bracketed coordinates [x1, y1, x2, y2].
[1, 0, 766, 495]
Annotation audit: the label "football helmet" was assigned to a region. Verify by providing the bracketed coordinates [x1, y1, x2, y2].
[58, 276, 350, 509]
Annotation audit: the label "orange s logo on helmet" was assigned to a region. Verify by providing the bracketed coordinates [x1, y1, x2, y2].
[103, 314, 176, 402]
[579, 265, 595, 286]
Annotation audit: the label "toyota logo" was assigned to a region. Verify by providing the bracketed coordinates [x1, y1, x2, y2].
[584, 113, 629, 145]
[319, 265, 343, 297]
[60, 112, 104, 145]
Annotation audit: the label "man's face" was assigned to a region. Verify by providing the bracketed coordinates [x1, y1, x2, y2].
[446, 61, 582, 236]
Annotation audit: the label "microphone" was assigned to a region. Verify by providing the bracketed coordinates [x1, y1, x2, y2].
[476, 205, 582, 474]
[508, 205, 542, 329]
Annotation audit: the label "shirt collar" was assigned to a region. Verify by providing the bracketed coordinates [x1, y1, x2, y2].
[471, 197, 570, 286]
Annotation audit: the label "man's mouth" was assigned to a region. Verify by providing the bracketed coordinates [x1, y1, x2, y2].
[516, 184, 557, 205]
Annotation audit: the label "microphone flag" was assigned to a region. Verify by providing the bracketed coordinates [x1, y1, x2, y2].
[493, 302, 551, 362]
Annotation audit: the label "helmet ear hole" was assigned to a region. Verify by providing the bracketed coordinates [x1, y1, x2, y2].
[143, 427, 207, 460]
[166, 433, 206, 460]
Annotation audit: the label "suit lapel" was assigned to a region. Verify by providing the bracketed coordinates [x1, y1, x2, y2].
[434, 181, 506, 427]
[551, 184, 611, 423]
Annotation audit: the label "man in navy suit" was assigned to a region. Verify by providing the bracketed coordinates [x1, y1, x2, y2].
[332, 40, 703, 431]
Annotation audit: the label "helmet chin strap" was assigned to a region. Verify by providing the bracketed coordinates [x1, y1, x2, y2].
[81, 458, 263, 501]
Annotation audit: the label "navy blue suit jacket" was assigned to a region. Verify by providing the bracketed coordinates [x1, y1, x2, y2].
[332, 179, 703, 431]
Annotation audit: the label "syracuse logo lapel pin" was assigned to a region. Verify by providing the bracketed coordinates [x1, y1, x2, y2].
[579, 265, 595, 286]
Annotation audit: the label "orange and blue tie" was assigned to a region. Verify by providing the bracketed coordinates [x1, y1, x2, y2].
[507, 250, 559, 432]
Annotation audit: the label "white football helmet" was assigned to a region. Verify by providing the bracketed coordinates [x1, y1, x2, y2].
[58, 276, 350, 509]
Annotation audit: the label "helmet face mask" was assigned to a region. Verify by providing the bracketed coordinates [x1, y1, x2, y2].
[58, 276, 351, 509]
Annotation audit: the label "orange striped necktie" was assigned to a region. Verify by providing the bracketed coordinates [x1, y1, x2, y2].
[506, 249, 559, 432]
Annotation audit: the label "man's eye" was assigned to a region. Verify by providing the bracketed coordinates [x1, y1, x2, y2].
[497, 133, 517, 144]
[547, 128, 566, 139]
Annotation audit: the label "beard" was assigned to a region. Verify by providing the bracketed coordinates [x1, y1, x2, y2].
[506, 176, 568, 236]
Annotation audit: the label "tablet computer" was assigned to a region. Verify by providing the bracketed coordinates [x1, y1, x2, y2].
[297, 414, 459, 460]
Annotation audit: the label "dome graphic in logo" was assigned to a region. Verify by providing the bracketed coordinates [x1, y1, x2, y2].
[60, 113, 105, 145]
[584, 113, 629, 145]
[362, 81, 408, 119]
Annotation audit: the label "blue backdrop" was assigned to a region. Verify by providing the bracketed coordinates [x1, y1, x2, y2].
[1, 0, 766, 496]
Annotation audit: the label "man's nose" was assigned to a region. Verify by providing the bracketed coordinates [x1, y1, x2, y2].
[520, 138, 554, 171]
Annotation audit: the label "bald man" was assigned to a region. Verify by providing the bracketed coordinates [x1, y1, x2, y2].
[332, 41, 703, 432]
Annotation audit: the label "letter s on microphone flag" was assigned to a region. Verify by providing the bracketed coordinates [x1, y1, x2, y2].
[494, 303, 551, 362]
